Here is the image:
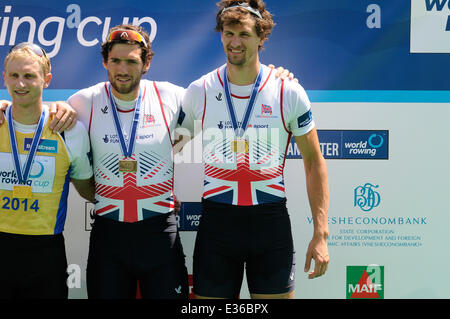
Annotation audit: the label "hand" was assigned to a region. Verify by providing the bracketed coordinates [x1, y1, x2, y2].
[48, 101, 78, 133]
[0, 100, 11, 124]
[268, 64, 298, 82]
[304, 234, 329, 279]
[174, 194, 181, 215]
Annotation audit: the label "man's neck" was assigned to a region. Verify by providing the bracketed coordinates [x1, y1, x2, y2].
[226, 60, 261, 86]
[12, 102, 43, 125]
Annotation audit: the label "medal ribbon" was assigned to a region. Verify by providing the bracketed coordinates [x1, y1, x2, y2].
[223, 65, 263, 138]
[7, 105, 47, 185]
[108, 83, 142, 158]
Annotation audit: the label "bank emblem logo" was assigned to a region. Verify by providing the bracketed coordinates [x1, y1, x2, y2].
[346, 265, 384, 299]
[354, 183, 380, 212]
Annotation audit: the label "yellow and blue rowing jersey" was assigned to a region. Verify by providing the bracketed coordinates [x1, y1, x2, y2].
[0, 105, 92, 235]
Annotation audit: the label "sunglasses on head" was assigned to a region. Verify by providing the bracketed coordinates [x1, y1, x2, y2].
[107, 29, 148, 48]
[9, 42, 47, 57]
[221, 2, 263, 19]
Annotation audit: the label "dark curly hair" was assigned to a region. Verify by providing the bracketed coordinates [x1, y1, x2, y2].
[215, 0, 275, 50]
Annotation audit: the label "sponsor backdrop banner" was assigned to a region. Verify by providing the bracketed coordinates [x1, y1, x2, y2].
[1, 0, 449, 299]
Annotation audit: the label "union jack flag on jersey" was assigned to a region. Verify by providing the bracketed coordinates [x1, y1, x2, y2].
[202, 136, 287, 206]
[94, 151, 174, 222]
[261, 104, 272, 116]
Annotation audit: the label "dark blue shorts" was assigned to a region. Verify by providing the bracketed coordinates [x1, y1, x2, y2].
[87, 212, 189, 299]
[193, 198, 296, 298]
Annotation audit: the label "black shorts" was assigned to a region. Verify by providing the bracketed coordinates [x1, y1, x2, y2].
[193, 198, 296, 298]
[0, 231, 68, 299]
[86, 212, 189, 299]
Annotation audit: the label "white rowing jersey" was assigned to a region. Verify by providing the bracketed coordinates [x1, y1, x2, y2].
[181, 64, 315, 206]
[68, 80, 185, 222]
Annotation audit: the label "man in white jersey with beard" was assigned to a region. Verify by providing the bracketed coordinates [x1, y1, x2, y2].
[180, 0, 330, 299]
[65, 24, 189, 299]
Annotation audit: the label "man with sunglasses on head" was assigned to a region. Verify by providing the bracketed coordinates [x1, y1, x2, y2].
[64, 24, 191, 299]
[179, 0, 330, 299]
[0, 43, 94, 298]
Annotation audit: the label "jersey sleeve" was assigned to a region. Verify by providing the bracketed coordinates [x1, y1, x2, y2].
[282, 80, 315, 137]
[67, 87, 95, 131]
[153, 81, 186, 130]
[179, 78, 205, 137]
[63, 121, 93, 180]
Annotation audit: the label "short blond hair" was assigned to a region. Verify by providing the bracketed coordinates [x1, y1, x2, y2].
[4, 46, 51, 76]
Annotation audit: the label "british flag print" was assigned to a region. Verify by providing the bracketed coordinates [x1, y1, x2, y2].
[261, 104, 272, 116]
[94, 151, 174, 222]
[202, 136, 287, 206]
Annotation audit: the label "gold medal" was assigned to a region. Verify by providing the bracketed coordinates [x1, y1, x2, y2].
[231, 139, 249, 153]
[13, 185, 33, 199]
[118, 159, 138, 173]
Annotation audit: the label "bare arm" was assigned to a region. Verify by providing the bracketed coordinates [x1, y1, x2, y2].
[0, 100, 77, 132]
[71, 176, 95, 203]
[294, 128, 330, 279]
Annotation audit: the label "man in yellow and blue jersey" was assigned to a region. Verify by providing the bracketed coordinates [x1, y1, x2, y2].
[0, 43, 94, 298]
